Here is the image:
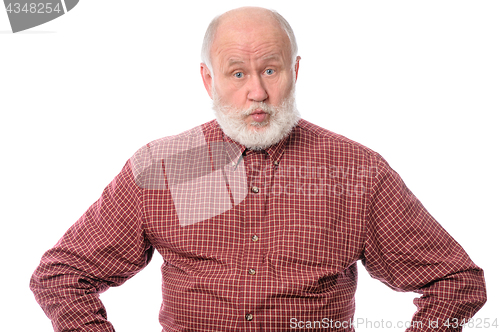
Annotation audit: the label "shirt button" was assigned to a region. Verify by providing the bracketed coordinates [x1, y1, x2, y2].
[245, 313, 253, 321]
[251, 235, 259, 242]
[251, 186, 259, 193]
[273, 160, 279, 166]
[248, 268, 256, 275]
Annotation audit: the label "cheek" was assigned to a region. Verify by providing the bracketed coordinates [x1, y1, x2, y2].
[271, 77, 293, 100]
[227, 88, 247, 103]
[216, 84, 248, 106]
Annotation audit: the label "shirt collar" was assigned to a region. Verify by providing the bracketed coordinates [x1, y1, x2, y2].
[217, 122, 293, 167]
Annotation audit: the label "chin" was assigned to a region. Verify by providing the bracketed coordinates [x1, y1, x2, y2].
[247, 121, 271, 131]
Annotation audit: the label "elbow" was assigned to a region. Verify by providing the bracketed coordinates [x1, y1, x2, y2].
[467, 267, 487, 311]
[477, 276, 487, 308]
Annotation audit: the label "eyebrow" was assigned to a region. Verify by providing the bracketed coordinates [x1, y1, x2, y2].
[262, 54, 281, 61]
[227, 54, 282, 65]
[228, 59, 245, 66]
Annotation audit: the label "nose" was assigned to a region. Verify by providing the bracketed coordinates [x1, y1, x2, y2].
[247, 75, 268, 103]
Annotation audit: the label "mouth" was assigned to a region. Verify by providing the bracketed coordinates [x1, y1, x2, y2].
[250, 109, 268, 123]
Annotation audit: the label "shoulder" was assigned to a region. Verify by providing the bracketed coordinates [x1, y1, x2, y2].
[293, 119, 382, 162]
[144, 120, 219, 151]
[293, 119, 395, 194]
[137, 119, 219, 155]
[130, 120, 220, 182]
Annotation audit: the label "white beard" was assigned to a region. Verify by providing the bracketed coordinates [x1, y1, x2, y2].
[212, 85, 300, 150]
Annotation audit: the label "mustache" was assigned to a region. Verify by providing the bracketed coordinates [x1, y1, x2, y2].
[241, 102, 277, 116]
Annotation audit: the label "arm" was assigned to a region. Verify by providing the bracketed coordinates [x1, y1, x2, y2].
[362, 154, 486, 332]
[30, 160, 153, 332]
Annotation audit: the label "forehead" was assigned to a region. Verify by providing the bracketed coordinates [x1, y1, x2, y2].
[211, 15, 291, 66]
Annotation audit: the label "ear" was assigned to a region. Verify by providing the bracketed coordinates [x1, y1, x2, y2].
[294, 56, 301, 81]
[200, 63, 214, 99]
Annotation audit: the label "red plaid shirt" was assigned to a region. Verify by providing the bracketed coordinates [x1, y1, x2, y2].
[30, 119, 486, 331]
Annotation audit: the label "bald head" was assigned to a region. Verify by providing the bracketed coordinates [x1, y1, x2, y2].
[201, 7, 298, 73]
[219, 7, 280, 29]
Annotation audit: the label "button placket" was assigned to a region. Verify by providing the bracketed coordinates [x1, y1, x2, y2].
[240, 151, 267, 325]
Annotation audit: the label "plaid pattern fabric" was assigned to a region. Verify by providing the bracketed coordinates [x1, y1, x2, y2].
[30, 119, 486, 331]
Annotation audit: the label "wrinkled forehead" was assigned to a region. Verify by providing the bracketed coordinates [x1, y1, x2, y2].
[211, 12, 291, 65]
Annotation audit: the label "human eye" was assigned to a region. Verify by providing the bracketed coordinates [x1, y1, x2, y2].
[234, 72, 244, 78]
[264, 69, 275, 75]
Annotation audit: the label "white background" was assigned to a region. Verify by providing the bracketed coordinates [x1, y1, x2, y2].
[1, 1, 498, 331]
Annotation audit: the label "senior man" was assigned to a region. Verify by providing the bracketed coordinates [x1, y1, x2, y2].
[31, 7, 486, 332]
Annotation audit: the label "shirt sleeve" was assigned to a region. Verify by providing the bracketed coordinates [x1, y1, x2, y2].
[30, 159, 154, 332]
[362, 154, 487, 332]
